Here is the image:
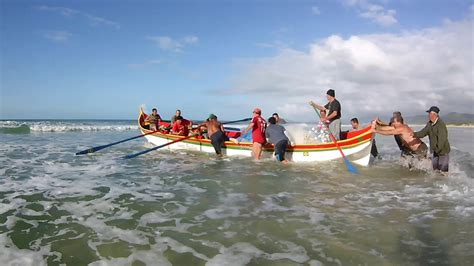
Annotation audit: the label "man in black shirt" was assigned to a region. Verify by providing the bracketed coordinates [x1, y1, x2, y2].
[310, 89, 342, 140]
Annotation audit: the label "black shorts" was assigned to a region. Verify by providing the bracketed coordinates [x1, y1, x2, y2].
[274, 140, 288, 161]
[210, 131, 228, 155]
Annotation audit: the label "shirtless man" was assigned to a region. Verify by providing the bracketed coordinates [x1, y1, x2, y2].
[198, 114, 228, 156]
[375, 111, 410, 157]
[371, 116, 427, 159]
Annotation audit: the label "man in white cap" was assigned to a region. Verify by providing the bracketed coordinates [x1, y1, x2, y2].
[413, 106, 450, 172]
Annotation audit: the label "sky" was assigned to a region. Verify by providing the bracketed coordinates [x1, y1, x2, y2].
[1, 0, 473, 122]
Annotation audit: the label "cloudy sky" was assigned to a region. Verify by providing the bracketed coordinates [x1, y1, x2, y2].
[1, 0, 473, 121]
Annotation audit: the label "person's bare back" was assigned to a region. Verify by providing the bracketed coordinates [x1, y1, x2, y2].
[372, 117, 423, 152]
[396, 124, 422, 151]
[206, 119, 223, 138]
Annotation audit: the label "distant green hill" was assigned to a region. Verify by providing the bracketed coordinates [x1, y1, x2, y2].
[405, 112, 474, 125]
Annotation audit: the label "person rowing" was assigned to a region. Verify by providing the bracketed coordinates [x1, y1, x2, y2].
[309, 89, 342, 140]
[144, 108, 162, 131]
[371, 116, 427, 159]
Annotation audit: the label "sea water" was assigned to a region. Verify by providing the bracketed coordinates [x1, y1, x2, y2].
[0, 120, 473, 265]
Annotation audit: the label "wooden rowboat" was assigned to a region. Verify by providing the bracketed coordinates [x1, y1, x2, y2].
[138, 109, 374, 166]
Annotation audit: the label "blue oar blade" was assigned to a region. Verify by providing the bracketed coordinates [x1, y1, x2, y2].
[344, 157, 359, 174]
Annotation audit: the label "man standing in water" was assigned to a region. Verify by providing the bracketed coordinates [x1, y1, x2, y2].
[266, 116, 290, 163]
[310, 89, 342, 140]
[242, 108, 267, 160]
[413, 106, 450, 172]
[198, 114, 228, 156]
[372, 116, 428, 159]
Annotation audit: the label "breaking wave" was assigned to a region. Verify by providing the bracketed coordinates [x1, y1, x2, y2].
[0, 120, 138, 133]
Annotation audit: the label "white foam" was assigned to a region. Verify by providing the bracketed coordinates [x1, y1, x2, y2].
[89, 244, 171, 266]
[0, 120, 137, 132]
[206, 242, 263, 266]
[139, 211, 173, 225]
[0, 234, 52, 266]
[454, 206, 474, 216]
[265, 241, 309, 263]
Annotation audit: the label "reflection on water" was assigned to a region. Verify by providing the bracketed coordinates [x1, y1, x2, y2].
[0, 128, 473, 265]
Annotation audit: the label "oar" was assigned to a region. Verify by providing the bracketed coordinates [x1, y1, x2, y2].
[309, 103, 359, 174]
[123, 117, 251, 159]
[123, 134, 197, 159]
[75, 129, 161, 155]
[222, 118, 252, 124]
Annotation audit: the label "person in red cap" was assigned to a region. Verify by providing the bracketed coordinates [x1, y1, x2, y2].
[242, 108, 267, 160]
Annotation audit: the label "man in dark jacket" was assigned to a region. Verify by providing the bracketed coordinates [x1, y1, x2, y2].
[413, 106, 450, 172]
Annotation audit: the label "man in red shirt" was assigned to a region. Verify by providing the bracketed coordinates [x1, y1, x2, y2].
[171, 116, 191, 136]
[242, 108, 267, 160]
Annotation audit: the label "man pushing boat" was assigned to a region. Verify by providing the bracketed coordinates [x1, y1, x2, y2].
[198, 114, 228, 156]
[371, 116, 428, 160]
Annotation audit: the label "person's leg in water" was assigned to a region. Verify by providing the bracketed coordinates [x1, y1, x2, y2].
[211, 131, 226, 157]
[275, 140, 289, 163]
[252, 142, 263, 160]
[432, 153, 449, 173]
[371, 139, 381, 159]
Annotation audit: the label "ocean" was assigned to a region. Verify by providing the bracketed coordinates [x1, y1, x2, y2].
[1, 119, 473, 265]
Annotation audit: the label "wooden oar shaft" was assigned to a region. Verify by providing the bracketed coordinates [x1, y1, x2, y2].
[76, 129, 160, 155]
[123, 134, 196, 159]
[310, 104, 358, 174]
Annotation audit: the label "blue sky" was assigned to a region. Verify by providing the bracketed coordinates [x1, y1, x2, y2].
[1, 0, 473, 121]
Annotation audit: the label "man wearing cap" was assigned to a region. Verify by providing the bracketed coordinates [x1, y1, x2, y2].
[242, 108, 267, 160]
[413, 106, 450, 172]
[198, 114, 228, 156]
[310, 89, 342, 140]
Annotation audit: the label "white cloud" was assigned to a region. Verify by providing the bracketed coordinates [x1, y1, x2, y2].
[183, 35, 199, 44]
[84, 14, 120, 29]
[35, 6, 79, 17]
[147, 36, 198, 52]
[359, 4, 397, 26]
[312, 6, 321, 15]
[343, 0, 397, 26]
[35, 5, 120, 29]
[227, 19, 474, 121]
[41, 30, 72, 42]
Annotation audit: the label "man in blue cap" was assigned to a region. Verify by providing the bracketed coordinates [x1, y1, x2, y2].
[413, 106, 451, 172]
